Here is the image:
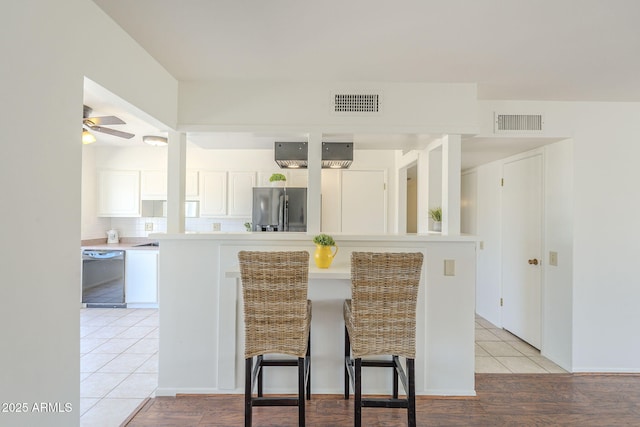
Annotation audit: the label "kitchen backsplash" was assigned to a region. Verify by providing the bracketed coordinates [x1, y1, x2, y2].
[82, 216, 250, 239]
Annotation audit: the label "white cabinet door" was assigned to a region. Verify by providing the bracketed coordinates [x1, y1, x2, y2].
[125, 250, 158, 305]
[142, 170, 199, 200]
[97, 170, 141, 217]
[341, 170, 386, 233]
[200, 171, 227, 216]
[186, 170, 199, 198]
[257, 170, 307, 187]
[141, 170, 167, 200]
[321, 169, 341, 232]
[287, 170, 308, 187]
[228, 171, 255, 217]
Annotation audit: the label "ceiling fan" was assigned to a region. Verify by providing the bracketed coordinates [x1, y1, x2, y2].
[82, 105, 134, 143]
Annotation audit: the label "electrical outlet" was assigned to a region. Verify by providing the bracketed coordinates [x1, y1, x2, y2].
[444, 259, 455, 276]
[549, 251, 558, 266]
[145, 222, 154, 231]
[212, 223, 221, 231]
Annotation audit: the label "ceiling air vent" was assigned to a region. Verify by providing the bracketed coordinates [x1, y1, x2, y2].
[494, 113, 544, 133]
[333, 94, 380, 113]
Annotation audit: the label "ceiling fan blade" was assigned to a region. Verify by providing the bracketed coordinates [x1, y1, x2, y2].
[88, 125, 135, 139]
[85, 116, 126, 126]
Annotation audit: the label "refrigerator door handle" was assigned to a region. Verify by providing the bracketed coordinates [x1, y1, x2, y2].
[283, 194, 289, 231]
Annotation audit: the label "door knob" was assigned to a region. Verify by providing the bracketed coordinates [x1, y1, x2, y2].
[528, 258, 539, 265]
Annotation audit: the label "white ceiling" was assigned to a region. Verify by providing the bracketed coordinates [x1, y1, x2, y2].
[86, 0, 640, 167]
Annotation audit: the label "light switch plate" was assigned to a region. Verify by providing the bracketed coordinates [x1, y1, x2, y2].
[145, 222, 153, 231]
[444, 259, 455, 276]
[549, 251, 558, 266]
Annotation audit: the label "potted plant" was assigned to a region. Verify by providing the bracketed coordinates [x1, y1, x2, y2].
[312, 233, 338, 268]
[429, 207, 442, 232]
[269, 173, 287, 186]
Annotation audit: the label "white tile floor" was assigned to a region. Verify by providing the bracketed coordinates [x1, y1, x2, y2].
[79, 309, 564, 426]
[475, 314, 567, 373]
[80, 308, 158, 427]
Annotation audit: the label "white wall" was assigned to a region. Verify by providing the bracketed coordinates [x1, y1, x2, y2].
[569, 104, 640, 372]
[476, 100, 640, 372]
[0, 1, 177, 426]
[543, 139, 573, 369]
[179, 81, 478, 134]
[471, 160, 503, 325]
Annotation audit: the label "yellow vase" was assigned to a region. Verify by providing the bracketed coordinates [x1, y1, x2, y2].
[314, 244, 338, 268]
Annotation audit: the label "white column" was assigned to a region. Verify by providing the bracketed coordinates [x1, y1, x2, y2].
[442, 134, 461, 235]
[166, 131, 186, 233]
[417, 149, 431, 234]
[307, 133, 322, 234]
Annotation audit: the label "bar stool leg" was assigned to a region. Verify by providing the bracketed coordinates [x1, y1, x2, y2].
[306, 330, 311, 400]
[257, 355, 263, 397]
[392, 355, 399, 399]
[344, 326, 351, 400]
[407, 358, 416, 427]
[245, 357, 252, 427]
[354, 358, 362, 427]
[298, 357, 305, 427]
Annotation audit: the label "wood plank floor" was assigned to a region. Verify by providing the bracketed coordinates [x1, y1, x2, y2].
[123, 374, 640, 426]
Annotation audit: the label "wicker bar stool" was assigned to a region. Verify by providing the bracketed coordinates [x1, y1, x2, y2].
[238, 251, 312, 427]
[344, 252, 424, 427]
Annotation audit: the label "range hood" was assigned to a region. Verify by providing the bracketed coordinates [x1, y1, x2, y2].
[322, 142, 353, 169]
[274, 142, 308, 168]
[274, 142, 353, 169]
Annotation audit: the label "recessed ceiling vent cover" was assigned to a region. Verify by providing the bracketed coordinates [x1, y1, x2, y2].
[494, 113, 544, 133]
[333, 94, 380, 113]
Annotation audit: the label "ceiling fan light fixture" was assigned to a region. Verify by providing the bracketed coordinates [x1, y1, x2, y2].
[143, 135, 168, 146]
[82, 129, 96, 144]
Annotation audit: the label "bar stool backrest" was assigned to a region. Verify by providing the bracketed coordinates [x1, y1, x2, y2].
[350, 252, 424, 358]
[238, 251, 310, 359]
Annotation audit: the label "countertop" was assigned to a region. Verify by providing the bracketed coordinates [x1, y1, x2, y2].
[81, 238, 160, 251]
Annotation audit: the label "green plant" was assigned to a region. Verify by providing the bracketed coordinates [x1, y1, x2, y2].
[313, 233, 335, 246]
[269, 173, 287, 182]
[244, 222, 252, 231]
[429, 207, 442, 222]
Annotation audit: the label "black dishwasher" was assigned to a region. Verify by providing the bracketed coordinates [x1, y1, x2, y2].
[82, 250, 126, 308]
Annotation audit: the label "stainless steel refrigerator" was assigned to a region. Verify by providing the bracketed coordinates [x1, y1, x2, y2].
[251, 187, 307, 232]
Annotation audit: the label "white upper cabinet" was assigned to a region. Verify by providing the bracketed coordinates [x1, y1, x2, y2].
[185, 170, 199, 198]
[97, 170, 141, 217]
[287, 170, 308, 187]
[141, 170, 166, 200]
[257, 170, 308, 187]
[200, 171, 227, 216]
[141, 170, 199, 200]
[228, 171, 256, 217]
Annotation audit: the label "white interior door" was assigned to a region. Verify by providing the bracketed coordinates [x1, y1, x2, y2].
[501, 154, 542, 349]
[341, 170, 386, 233]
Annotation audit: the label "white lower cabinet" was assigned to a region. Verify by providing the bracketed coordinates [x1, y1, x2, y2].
[125, 250, 159, 307]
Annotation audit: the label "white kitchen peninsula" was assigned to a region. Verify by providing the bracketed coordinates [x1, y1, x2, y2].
[155, 232, 477, 397]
